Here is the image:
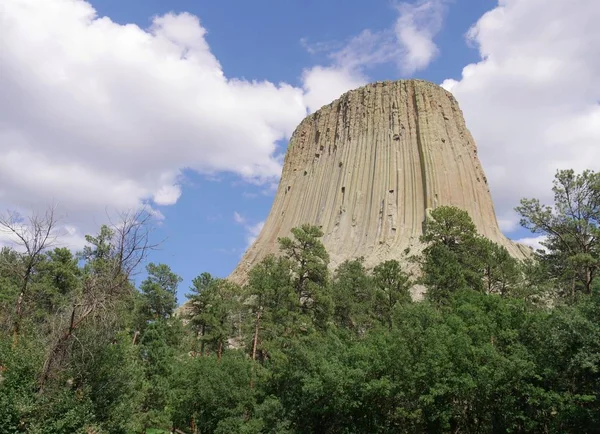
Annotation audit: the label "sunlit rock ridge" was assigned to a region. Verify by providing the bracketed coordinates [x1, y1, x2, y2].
[230, 80, 529, 283]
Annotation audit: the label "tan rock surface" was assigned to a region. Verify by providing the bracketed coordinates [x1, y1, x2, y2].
[230, 80, 529, 284]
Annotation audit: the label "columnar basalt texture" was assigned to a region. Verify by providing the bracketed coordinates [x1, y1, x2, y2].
[230, 80, 529, 284]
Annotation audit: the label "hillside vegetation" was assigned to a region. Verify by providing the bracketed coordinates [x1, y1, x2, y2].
[1, 169, 599, 433]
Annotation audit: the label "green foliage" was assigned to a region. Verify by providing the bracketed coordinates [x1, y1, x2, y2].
[170, 351, 258, 433]
[0, 337, 42, 433]
[420, 206, 484, 301]
[421, 206, 478, 248]
[517, 169, 600, 295]
[245, 255, 297, 358]
[0, 247, 21, 328]
[187, 273, 241, 357]
[251, 291, 600, 433]
[479, 237, 521, 296]
[139, 262, 182, 321]
[330, 258, 374, 333]
[80, 225, 115, 272]
[419, 206, 520, 302]
[278, 224, 332, 329]
[137, 319, 182, 430]
[372, 259, 412, 329]
[32, 248, 80, 317]
[4, 171, 600, 433]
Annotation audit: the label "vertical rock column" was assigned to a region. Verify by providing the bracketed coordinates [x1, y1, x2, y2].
[229, 80, 528, 284]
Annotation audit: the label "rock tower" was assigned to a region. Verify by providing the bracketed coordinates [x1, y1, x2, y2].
[230, 80, 529, 284]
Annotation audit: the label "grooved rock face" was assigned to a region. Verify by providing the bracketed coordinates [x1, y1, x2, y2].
[230, 80, 529, 284]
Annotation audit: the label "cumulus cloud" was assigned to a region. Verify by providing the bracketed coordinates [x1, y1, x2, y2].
[395, 0, 446, 73]
[301, 0, 448, 112]
[442, 0, 600, 232]
[1, 0, 307, 238]
[301, 66, 366, 113]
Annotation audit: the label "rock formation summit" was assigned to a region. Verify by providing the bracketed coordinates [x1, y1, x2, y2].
[230, 79, 528, 283]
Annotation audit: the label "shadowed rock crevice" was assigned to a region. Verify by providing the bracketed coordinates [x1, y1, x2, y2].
[230, 80, 529, 284]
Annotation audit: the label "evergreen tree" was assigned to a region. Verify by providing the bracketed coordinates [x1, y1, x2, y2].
[187, 273, 240, 358]
[372, 259, 412, 329]
[278, 224, 332, 328]
[139, 262, 181, 321]
[419, 206, 486, 301]
[517, 169, 600, 296]
[245, 255, 296, 360]
[331, 258, 374, 333]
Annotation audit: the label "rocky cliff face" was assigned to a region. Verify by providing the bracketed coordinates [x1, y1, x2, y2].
[230, 80, 529, 284]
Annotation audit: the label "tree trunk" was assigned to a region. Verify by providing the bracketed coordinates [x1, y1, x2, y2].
[387, 291, 393, 331]
[12, 266, 32, 348]
[252, 310, 261, 361]
[200, 324, 205, 356]
[585, 267, 592, 294]
[132, 330, 140, 345]
[12, 291, 24, 348]
[38, 305, 92, 393]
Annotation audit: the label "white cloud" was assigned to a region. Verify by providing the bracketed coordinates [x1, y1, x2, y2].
[395, 0, 446, 74]
[233, 212, 246, 225]
[246, 221, 265, 248]
[442, 0, 600, 233]
[233, 212, 264, 250]
[301, 66, 366, 113]
[57, 225, 88, 252]
[513, 236, 547, 252]
[0, 212, 85, 253]
[301, 0, 447, 112]
[1, 0, 307, 239]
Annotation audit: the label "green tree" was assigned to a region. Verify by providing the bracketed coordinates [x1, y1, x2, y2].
[139, 263, 182, 321]
[137, 319, 182, 431]
[421, 206, 478, 248]
[278, 224, 331, 327]
[371, 259, 412, 330]
[419, 206, 485, 301]
[170, 351, 257, 434]
[32, 247, 80, 317]
[0, 207, 60, 346]
[516, 169, 600, 296]
[245, 255, 296, 360]
[330, 258, 374, 333]
[187, 273, 240, 359]
[0, 247, 22, 330]
[39, 211, 153, 393]
[479, 238, 520, 296]
[186, 272, 215, 356]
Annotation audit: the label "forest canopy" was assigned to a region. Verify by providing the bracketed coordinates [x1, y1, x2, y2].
[1, 169, 599, 433]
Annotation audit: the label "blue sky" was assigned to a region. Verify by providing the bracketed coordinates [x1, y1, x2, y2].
[92, 0, 493, 85]
[98, 0, 492, 296]
[2, 0, 600, 302]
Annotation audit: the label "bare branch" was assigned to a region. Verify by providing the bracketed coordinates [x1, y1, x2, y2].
[0, 205, 63, 346]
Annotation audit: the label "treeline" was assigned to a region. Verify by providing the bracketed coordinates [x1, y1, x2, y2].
[0, 170, 599, 433]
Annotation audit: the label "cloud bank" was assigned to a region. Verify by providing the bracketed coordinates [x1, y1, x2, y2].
[1, 0, 451, 249]
[442, 0, 600, 232]
[1, 0, 307, 243]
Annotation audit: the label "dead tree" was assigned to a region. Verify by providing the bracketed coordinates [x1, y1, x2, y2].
[0, 206, 60, 346]
[38, 208, 159, 391]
